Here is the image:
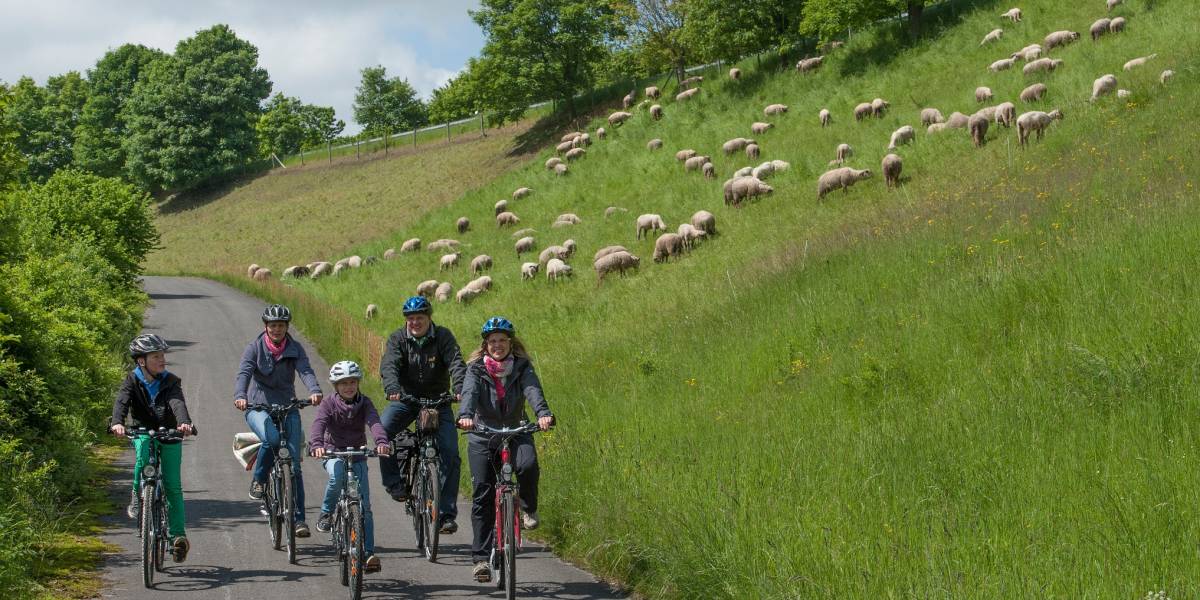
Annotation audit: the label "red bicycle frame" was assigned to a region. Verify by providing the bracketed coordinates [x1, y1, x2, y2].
[494, 446, 522, 550]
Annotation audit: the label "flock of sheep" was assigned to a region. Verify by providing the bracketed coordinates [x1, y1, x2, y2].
[244, 1, 1171, 319]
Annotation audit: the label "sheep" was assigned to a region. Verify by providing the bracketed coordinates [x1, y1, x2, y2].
[1123, 54, 1156, 71]
[435, 282, 453, 302]
[733, 167, 754, 178]
[676, 88, 700, 102]
[1107, 0, 1122, 10]
[283, 265, 311, 278]
[702, 162, 716, 179]
[578, 133, 592, 146]
[1109, 17, 1126, 34]
[538, 245, 571, 265]
[555, 163, 569, 176]
[1117, 89, 1131, 99]
[764, 103, 789, 116]
[496, 212, 520, 227]
[751, 122, 774, 135]
[1020, 82, 1048, 103]
[882, 154, 903, 188]
[252, 268, 272, 281]
[752, 162, 775, 180]
[921, 108, 945, 126]
[871, 98, 890, 117]
[989, 58, 1017, 72]
[494, 200, 508, 215]
[1091, 74, 1118, 101]
[854, 102, 874, 120]
[563, 239, 577, 256]
[976, 86, 994, 103]
[555, 140, 574, 154]
[653, 233, 686, 263]
[1017, 109, 1064, 146]
[1001, 7, 1022, 22]
[729, 67, 741, 80]
[969, 113, 990, 147]
[439, 252, 462, 270]
[521, 262, 539, 280]
[593, 251, 640, 285]
[645, 86, 661, 99]
[366, 304, 379, 319]
[512, 228, 536, 239]
[604, 206, 628, 218]
[994, 102, 1016, 128]
[416, 279, 440, 297]
[555, 213, 582, 225]
[346, 255, 363, 269]
[596, 127, 606, 140]
[1161, 70, 1175, 85]
[608, 111, 633, 126]
[471, 254, 493, 274]
[684, 155, 711, 172]
[636, 214, 667, 240]
[310, 262, 333, 279]
[1012, 44, 1044, 62]
[726, 176, 774, 206]
[691, 210, 717, 236]
[515, 236, 536, 256]
[722, 138, 752, 155]
[564, 147, 586, 161]
[456, 216, 471, 234]
[551, 217, 574, 228]
[742, 144, 759, 161]
[650, 104, 664, 120]
[647, 138, 663, 150]
[247, 263, 262, 278]
[1044, 31, 1080, 50]
[546, 258, 573, 281]
[816, 167, 873, 199]
[676, 149, 697, 161]
[796, 56, 825, 73]
[1024, 58, 1064, 75]
[677, 223, 707, 250]
[888, 126, 915, 151]
[974, 105, 998, 122]
[622, 90, 635, 109]
[426, 239, 459, 254]
[981, 28, 1004, 46]
[680, 75, 704, 88]
[560, 132, 582, 143]
[1090, 18, 1112, 41]
[593, 246, 628, 263]
[455, 287, 481, 304]
[465, 275, 492, 292]
[835, 143, 853, 164]
[928, 122, 949, 134]
[770, 159, 790, 172]
[545, 157, 563, 170]
[819, 108, 831, 127]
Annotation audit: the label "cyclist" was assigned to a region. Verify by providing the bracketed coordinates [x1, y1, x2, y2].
[378, 296, 467, 535]
[310, 360, 390, 573]
[456, 317, 554, 583]
[109, 333, 195, 563]
[233, 304, 323, 538]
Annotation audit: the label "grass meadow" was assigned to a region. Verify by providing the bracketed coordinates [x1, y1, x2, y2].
[153, 0, 1200, 596]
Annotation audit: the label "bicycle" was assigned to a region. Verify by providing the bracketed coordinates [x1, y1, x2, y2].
[392, 392, 453, 562]
[471, 421, 546, 600]
[124, 427, 194, 588]
[312, 447, 379, 600]
[248, 398, 307, 564]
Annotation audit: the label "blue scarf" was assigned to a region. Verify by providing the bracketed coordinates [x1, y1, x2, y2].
[134, 366, 168, 406]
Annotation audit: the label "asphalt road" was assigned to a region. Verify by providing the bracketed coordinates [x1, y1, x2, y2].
[99, 276, 624, 599]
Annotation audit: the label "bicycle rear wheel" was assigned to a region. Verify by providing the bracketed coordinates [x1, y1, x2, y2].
[268, 472, 282, 550]
[282, 464, 296, 564]
[502, 492, 518, 600]
[140, 485, 155, 588]
[421, 461, 440, 562]
[347, 503, 365, 600]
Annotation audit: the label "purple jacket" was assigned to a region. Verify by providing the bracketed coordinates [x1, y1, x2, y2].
[309, 392, 389, 461]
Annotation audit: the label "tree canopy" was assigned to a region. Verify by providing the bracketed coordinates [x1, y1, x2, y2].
[73, 44, 164, 179]
[352, 66, 428, 136]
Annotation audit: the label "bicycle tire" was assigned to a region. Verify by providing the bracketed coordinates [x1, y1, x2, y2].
[282, 463, 296, 564]
[348, 503, 365, 600]
[140, 485, 155, 588]
[268, 471, 282, 550]
[154, 487, 168, 571]
[422, 460, 440, 562]
[502, 492, 517, 600]
[337, 508, 349, 587]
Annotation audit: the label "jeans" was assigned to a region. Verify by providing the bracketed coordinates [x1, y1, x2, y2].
[133, 436, 186, 538]
[245, 408, 306, 523]
[377, 402, 460, 520]
[320, 458, 375, 554]
[467, 433, 539, 562]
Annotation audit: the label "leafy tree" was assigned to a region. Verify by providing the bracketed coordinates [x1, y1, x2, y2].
[123, 24, 272, 193]
[299, 105, 344, 148]
[256, 93, 306, 157]
[626, 0, 690, 84]
[427, 70, 481, 125]
[352, 66, 428, 136]
[73, 44, 164, 178]
[0, 84, 26, 190]
[3, 73, 89, 183]
[680, 0, 808, 67]
[802, 0, 926, 43]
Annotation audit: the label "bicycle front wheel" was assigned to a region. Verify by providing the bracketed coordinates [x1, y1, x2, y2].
[268, 472, 282, 550]
[282, 464, 296, 564]
[336, 509, 349, 587]
[347, 503, 365, 600]
[140, 485, 155, 588]
[502, 492, 518, 600]
[154, 489, 168, 571]
[422, 460, 440, 562]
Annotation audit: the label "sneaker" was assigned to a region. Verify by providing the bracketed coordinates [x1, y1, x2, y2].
[439, 517, 458, 535]
[316, 513, 332, 533]
[295, 521, 311, 538]
[473, 561, 491, 582]
[248, 481, 265, 500]
[521, 510, 540, 530]
[387, 485, 409, 503]
[171, 537, 190, 563]
[126, 489, 140, 520]
[364, 554, 381, 573]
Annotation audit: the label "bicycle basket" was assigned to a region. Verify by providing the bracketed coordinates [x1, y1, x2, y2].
[418, 407, 440, 433]
[393, 430, 417, 458]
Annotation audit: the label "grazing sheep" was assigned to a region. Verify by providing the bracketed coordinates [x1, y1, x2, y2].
[456, 216, 471, 234]
[1021, 82, 1048, 102]
[560, 132, 582, 143]
[608, 111, 633, 126]
[593, 246, 628, 263]
[416, 279, 439, 297]
[733, 166, 753, 178]
[555, 140, 574, 154]
[975, 105, 998, 122]
[1161, 70, 1175, 85]
[563, 239, 577, 255]
[676, 88, 700, 102]
[652, 233, 686, 263]
[578, 133, 591, 147]
[752, 162, 775, 180]
[1017, 109, 1064, 146]
[722, 138, 752, 155]
[989, 58, 1017, 72]
[366, 304, 379, 319]
[836, 143, 853, 164]
[521, 262, 539, 280]
[439, 252, 462, 270]
[684, 155, 711, 172]
[622, 90, 635, 109]
[751, 122, 774, 135]
[676, 149, 697, 161]
[596, 127, 606, 140]
[817, 167, 873, 199]
[471, 254, 493, 274]
[888, 126, 915, 151]
[346, 255, 363, 269]
[764, 103, 789, 116]
[702, 162, 716, 179]
[650, 104, 664, 120]
[819, 108, 832, 127]
[976, 86, 994, 103]
[545, 157, 563, 170]
[871, 98, 890, 117]
[515, 236, 536, 256]
[994, 102, 1016, 128]
[427, 239, 460, 254]
[927, 122, 949, 134]
[247, 264, 261, 279]
[969, 113, 990, 147]
[283, 265, 311, 279]
[1109, 17, 1126, 34]
[1107, 0, 1122, 10]
[1012, 44, 1044, 62]
[494, 200, 508, 215]
[604, 206, 628, 218]
[647, 138, 663, 150]
[455, 287, 481, 304]
[465, 275, 493, 292]
[729, 68, 741, 80]
[593, 251, 640, 285]
[796, 56, 825, 73]
[538, 245, 570, 265]
[512, 228, 536, 239]
[921, 108, 946, 126]
[564, 147, 586, 161]
[1117, 89, 1131, 99]
[691, 210, 717, 235]
[546, 258, 573, 281]
[1090, 18, 1112, 41]
[771, 158, 790, 172]
[252, 268, 272, 281]
[1044, 31, 1080, 50]
[854, 102, 874, 120]
[555, 163, 569, 176]
[311, 262, 333, 279]
[745, 144, 760, 160]
[726, 176, 774, 206]
[1091, 74, 1118, 101]
[680, 75, 704, 88]
[555, 213, 582, 225]
[1023, 58, 1063, 75]
[677, 223, 707, 250]
[1001, 7, 1022, 22]
[981, 29, 1004, 46]
[496, 212, 520, 227]
[1123, 54, 1156, 71]
[882, 154, 903, 188]
[636, 214, 667, 240]
[646, 86, 660, 99]
[435, 282, 453, 302]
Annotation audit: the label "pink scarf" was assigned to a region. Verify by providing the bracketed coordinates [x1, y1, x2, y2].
[264, 333, 288, 362]
[483, 355, 513, 405]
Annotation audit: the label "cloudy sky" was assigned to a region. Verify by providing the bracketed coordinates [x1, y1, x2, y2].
[0, 1, 485, 134]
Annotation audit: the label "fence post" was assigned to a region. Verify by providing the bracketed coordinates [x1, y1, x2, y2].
[479, 112, 485, 137]
[384, 130, 389, 156]
[446, 121, 450, 142]
[327, 141, 332, 164]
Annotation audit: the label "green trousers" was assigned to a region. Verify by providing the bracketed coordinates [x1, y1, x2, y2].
[132, 436, 186, 539]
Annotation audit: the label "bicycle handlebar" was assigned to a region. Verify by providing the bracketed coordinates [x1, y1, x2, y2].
[471, 422, 545, 437]
[310, 447, 382, 459]
[247, 398, 309, 416]
[123, 426, 196, 441]
[402, 392, 455, 408]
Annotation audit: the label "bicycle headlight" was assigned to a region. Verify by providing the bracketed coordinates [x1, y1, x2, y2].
[278, 447, 291, 459]
[141, 465, 156, 479]
[424, 446, 437, 459]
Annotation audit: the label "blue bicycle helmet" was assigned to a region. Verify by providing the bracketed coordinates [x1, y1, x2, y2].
[402, 296, 432, 316]
[481, 316, 515, 339]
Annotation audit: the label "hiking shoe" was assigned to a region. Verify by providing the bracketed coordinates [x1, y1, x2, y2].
[316, 512, 332, 533]
[248, 481, 265, 500]
[473, 561, 491, 582]
[126, 489, 140, 520]
[387, 485, 409, 503]
[295, 521, 311, 538]
[171, 537, 190, 563]
[439, 517, 458, 535]
[521, 510, 540, 530]
[364, 554, 381, 573]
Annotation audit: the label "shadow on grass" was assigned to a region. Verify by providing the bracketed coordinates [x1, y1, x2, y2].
[838, 0, 1001, 78]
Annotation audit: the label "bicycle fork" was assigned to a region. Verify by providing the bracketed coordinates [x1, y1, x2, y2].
[494, 446, 522, 551]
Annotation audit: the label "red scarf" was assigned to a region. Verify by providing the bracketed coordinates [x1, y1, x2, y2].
[264, 333, 288, 362]
[483, 355, 513, 406]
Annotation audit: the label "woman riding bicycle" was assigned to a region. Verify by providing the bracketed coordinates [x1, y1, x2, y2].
[310, 360, 390, 573]
[456, 317, 554, 583]
[233, 304, 323, 538]
[109, 333, 195, 562]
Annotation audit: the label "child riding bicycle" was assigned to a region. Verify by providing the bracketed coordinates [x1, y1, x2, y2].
[310, 360, 390, 573]
[109, 333, 196, 562]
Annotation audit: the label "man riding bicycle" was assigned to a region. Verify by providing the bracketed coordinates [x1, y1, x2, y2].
[378, 296, 466, 535]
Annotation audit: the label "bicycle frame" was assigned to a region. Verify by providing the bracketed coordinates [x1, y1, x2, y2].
[249, 399, 306, 562]
[394, 394, 452, 561]
[318, 447, 377, 599]
[125, 427, 189, 588]
[471, 421, 544, 596]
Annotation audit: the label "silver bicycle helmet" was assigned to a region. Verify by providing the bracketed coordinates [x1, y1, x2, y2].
[129, 333, 170, 357]
[329, 360, 364, 383]
[262, 304, 292, 323]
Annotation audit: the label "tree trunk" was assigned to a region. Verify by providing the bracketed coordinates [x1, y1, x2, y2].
[907, 1, 924, 40]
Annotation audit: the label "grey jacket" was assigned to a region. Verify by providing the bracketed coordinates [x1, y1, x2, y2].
[458, 355, 552, 435]
[234, 332, 321, 407]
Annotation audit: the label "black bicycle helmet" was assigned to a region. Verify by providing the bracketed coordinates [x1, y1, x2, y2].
[129, 333, 170, 357]
[262, 304, 292, 323]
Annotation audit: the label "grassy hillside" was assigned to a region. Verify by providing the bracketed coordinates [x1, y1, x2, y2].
[162, 0, 1200, 596]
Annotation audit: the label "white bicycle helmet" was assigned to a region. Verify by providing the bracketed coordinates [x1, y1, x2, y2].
[329, 360, 363, 382]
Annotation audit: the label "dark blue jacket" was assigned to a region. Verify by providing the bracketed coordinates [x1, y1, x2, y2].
[234, 332, 321, 407]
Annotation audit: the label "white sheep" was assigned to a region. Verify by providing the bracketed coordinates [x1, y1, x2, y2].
[676, 149, 697, 162]
[1161, 70, 1175, 85]
[560, 132, 582, 142]
[545, 157, 563, 170]
[347, 255, 363, 269]
[836, 143, 853, 164]
[283, 265, 311, 278]
[981, 28, 1004, 46]
[593, 251, 640, 285]
[994, 102, 1016, 128]
[920, 108, 945, 126]
[555, 140, 574, 154]
[796, 56, 825, 73]
[471, 254, 493, 274]
[1109, 17, 1126, 34]
[521, 262, 539, 280]
[1020, 83, 1048, 103]
[496, 211, 520, 227]
[512, 187, 533, 200]
[974, 105, 998, 122]
[888, 126, 915, 151]
[976, 86, 994, 103]
[817, 167, 872, 199]
[702, 162, 716, 179]
[770, 159, 790, 173]
[989, 57, 1017, 72]
[1001, 7, 1022, 22]
[722, 138, 752, 155]
[650, 104, 664, 120]
[675, 88, 700, 102]
[426, 239, 460, 253]
[1023, 58, 1063, 75]
[1123, 54, 1156, 71]
[871, 98, 890, 117]
[1012, 44, 1044, 62]
[882, 154, 902, 188]
[819, 108, 831, 127]
[596, 127, 606, 140]
[684, 155, 711, 172]
[928, 122, 949, 135]
[1017, 109, 1064, 146]
[578, 133, 591, 147]
[608, 111, 633, 126]
[439, 252, 461, 271]
[455, 286, 481, 304]
[676, 223, 707, 250]
[456, 216, 471, 234]
[365, 304, 379, 319]
[622, 90, 635, 109]
[465, 275, 492, 292]
[435, 282, 453, 302]
[691, 210, 717, 235]
[564, 147, 586, 161]
[647, 138, 663, 150]
[725, 176, 774, 206]
[1091, 74, 1118, 101]
[636, 214, 667, 240]
[680, 75, 704, 88]
[764, 103, 789, 116]
[652, 233, 686, 263]
[494, 200, 508, 215]
[514, 236, 536, 257]
[538, 245, 571, 265]
[310, 262, 333, 279]
[593, 245, 629, 262]
[645, 86, 661, 99]
[854, 102, 873, 120]
[546, 258, 573, 281]
[729, 67, 741, 80]
[252, 268, 272, 281]
[247, 263, 260, 278]
[554, 213, 582, 225]
[733, 166, 753, 178]
[1044, 31, 1080, 50]
[969, 113, 990, 147]
[751, 161, 775, 180]
[751, 122, 773, 135]
[604, 206, 627, 218]
[1090, 18, 1112, 41]
[416, 279, 439, 297]
[1107, 0, 1122, 10]
[555, 163, 569, 176]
